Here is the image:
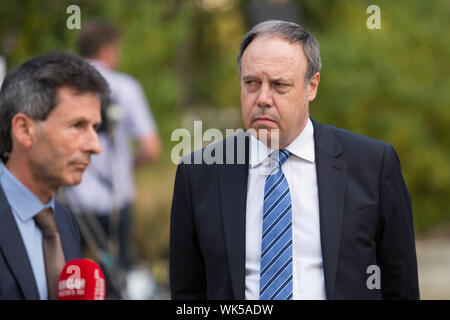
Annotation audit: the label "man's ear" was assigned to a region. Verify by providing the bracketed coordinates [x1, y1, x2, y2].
[307, 72, 320, 102]
[11, 113, 37, 149]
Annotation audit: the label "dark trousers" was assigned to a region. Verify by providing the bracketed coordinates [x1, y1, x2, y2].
[78, 204, 134, 299]
[96, 204, 133, 270]
[79, 203, 133, 270]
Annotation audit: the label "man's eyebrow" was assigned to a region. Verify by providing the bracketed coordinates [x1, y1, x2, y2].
[70, 116, 101, 125]
[242, 75, 258, 80]
[70, 116, 88, 123]
[242, 75, 293, 84]
[271, 77, 293, 85]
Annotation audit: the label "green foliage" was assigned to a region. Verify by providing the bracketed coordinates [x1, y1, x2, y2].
[0, 0, 448, 248]
[300, 0, 450, 231]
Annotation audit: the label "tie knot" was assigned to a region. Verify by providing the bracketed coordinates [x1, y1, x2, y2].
[274, 149, 292, 167]
[34, 208, 59, 237]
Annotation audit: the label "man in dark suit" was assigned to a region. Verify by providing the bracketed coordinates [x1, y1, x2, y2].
[170, 20, 419, 300]
[0, 51, 109, 299]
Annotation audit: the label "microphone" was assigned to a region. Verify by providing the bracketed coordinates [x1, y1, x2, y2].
[57, 258, 106, 300]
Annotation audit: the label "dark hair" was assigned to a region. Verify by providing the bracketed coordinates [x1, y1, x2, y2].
[0, 50, 109, 162]
[78, 20, 120, 58]
[237, 20, 322, 84]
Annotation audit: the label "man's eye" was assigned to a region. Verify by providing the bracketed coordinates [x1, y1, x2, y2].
[245, 80, 260, 91]
[73, 121, 85, 129]
[274, 82, 290, 92]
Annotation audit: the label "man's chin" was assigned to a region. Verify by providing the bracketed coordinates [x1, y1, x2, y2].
[247, 127, 281, 149]
[249, 122, 279, 132]
[62, 172, 84, 186]
[250, 121, 278, 130]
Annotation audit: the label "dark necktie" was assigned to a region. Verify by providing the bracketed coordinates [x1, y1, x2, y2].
[260, 149, 293, 300]
[34, 208, 66, 300]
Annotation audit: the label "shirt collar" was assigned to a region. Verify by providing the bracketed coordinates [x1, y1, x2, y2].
[249, 118, 315, 168]
[249, 133, 274, 168]
[0, 163, 55, 222]
[285, 118, 315, 163]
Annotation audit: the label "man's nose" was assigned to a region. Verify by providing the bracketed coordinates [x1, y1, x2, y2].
[256, 83, 273, 108]
[83, 128, 102, 155]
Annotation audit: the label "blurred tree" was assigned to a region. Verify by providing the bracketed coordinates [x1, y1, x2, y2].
[299, 0, 450, 231]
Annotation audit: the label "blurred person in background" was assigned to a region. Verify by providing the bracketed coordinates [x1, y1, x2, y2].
[62, 21, 161, 293]
[0, 51, 108, 299]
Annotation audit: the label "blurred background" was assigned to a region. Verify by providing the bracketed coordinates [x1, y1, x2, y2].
[1, 0, 449, 299]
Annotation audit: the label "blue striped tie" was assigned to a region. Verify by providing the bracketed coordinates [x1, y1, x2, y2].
[260, 149, 293, 300]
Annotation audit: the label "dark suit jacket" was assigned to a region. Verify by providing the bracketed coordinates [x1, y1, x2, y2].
[0, 185, 83, 300]
[170, 118, 420, 300]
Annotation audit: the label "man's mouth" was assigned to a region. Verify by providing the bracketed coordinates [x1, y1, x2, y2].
[253, 116, 277, 125]
[72, 162, 89, 170]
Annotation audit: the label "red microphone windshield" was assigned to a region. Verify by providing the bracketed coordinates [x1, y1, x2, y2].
[57, 258, 106, 300]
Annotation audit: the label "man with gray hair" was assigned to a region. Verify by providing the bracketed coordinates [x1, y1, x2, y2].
[0, 51, 109, 299]
[170, 20, 419, 300]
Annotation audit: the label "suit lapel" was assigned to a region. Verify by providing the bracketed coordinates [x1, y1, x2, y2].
[0, 186, 40, 300]
[218, 130, 249, 300]
[312, 119, 347, 299]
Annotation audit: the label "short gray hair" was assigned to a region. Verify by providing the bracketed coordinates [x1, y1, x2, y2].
[237, 20, 322, 84]
[0, 51, 109, 163]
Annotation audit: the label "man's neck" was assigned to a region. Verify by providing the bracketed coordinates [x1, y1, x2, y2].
[5, 155, 54, 204]
[88, 57, 113, 70]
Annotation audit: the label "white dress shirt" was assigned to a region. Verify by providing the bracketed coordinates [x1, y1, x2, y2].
[245, 119, 326, 300]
